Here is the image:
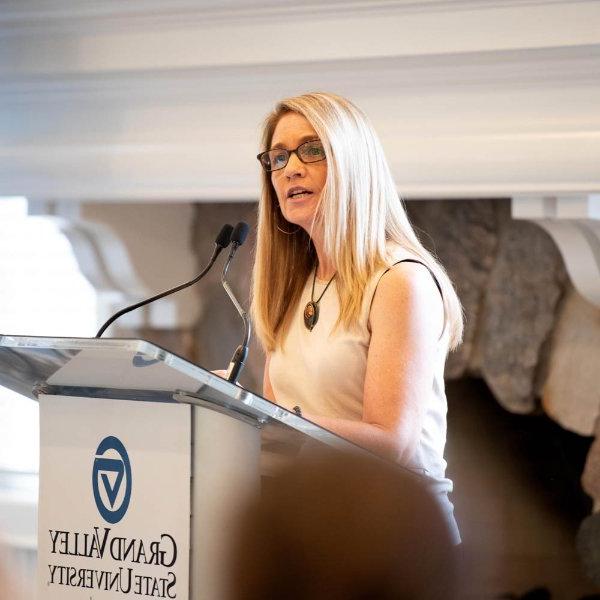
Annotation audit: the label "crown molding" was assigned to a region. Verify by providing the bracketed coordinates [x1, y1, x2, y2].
[1, 1, 599, 78]
[1, 0, 591, 33]
[2, 44, 599, 101]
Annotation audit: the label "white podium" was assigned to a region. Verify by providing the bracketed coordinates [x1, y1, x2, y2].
[0, 334, 362, 600]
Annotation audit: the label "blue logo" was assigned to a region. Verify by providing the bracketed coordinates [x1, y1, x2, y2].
[92, 436, 132, 524]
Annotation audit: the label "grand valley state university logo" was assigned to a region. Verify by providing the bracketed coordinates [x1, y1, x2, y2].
[92, 436, 132, 524]
[46, 435, 179, 595]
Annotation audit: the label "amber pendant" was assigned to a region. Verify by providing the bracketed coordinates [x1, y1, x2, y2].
[303, 301, 319, 331]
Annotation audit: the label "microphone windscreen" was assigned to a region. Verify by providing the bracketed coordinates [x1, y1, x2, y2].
[231, 221, 250, 246]
[215, 224, 234, 248]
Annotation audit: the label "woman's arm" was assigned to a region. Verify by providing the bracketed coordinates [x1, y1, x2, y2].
[304, 262, 444, 463]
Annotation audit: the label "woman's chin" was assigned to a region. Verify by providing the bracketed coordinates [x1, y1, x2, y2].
[283, 203, 318, 229]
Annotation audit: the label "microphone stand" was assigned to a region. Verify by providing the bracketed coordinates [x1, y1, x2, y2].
[222, 224, 251, 384]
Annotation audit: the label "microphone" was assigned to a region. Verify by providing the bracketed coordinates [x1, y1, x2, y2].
[222, 221, 251, 384]
[95, 223, 234, 338]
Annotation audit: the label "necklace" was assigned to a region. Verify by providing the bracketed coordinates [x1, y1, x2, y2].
[303, 268, 336, 331]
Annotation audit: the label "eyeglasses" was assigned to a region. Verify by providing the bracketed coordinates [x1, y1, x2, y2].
[256, 139, 326, 172]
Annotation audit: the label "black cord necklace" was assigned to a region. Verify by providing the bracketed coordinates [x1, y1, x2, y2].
[303, 268, 336, 331]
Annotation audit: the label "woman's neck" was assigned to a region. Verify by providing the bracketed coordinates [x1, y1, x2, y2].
[311, 234, 336, 280]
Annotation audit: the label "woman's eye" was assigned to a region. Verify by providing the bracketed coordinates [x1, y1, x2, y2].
[304, 143, 324, 157]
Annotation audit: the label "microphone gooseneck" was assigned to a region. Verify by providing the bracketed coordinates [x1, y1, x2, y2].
[222, 221, 251, 384]
[95, 223, 234, 338]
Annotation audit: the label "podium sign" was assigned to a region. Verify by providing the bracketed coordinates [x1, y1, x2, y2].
[38, 395, 191, 599]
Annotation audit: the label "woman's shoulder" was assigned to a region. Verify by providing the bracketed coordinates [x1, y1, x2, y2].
[362, 244, 422, 320]
[371, 243, 446, 342]
[370, 262, 448, 348]
[379, 244, 443, 304]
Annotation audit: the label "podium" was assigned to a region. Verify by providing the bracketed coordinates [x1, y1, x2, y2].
[0, 334, 366, 600]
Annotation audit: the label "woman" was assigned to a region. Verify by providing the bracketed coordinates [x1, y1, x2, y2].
[252, 92, 463, 536]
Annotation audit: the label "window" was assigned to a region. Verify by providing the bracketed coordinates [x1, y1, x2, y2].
[0, 198, 97, 472]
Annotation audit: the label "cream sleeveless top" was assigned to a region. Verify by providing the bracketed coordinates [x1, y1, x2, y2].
[269, 247, 454, 496]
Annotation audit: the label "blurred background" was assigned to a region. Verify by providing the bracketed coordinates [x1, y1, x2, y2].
[1, 1, 599, 597]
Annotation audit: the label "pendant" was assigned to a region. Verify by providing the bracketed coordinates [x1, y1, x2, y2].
[303, 301, 319, 331]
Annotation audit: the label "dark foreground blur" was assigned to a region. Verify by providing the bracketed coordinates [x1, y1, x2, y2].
[229, 448, 458, 600]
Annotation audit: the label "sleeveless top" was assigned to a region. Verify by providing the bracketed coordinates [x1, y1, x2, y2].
[269, 247, 456, 503]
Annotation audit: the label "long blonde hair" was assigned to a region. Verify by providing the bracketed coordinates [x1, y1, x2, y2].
[252, 92, 463, 352]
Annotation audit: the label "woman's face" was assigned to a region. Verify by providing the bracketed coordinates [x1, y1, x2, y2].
[270, 112, 327, 234]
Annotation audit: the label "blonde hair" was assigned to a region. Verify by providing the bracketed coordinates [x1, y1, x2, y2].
[251, 92, 463, 352]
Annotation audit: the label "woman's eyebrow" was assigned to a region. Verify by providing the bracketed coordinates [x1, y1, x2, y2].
[270, 134, 319, 150]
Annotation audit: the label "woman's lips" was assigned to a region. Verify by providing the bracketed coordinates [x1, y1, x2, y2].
[288, 191, 313, 200]
[287, 185, 313, 199]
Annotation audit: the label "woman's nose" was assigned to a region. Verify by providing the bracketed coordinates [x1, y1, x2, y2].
[283, 151, 305, 178]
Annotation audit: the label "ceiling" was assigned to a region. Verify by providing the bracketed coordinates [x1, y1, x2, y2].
[1, 0, 599, 201]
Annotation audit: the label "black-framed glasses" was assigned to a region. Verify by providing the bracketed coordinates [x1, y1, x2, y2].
[256, 139, 326, 172]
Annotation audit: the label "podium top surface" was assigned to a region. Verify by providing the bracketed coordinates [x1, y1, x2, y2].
[0, 334, 358, 453]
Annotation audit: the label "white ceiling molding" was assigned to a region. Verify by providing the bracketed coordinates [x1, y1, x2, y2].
[0, 0, 599, 201]
[2, 1, 595, 33]
[3, 45, 600, 98]
[2, 1, 599, 75]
